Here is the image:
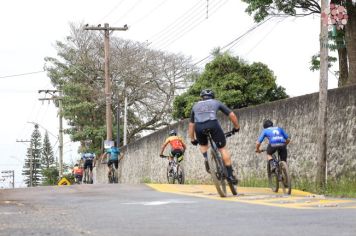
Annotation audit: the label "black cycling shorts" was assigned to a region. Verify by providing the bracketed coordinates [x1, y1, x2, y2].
[170, 149, 184, 162]
[84, 160, 93, 171]
[107, 159, 119, 169]
[267, 144, 287, 162]
[195, 120, 226, 148]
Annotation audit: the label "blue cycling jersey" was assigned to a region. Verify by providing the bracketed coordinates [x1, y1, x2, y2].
[82, 153, 95, 160]
[106, 147, 120, 161]
[257, 127, 289, 145]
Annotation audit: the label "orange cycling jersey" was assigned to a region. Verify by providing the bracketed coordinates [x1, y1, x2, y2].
[164, 136, 185, 150]
[73, 166, 83, 175]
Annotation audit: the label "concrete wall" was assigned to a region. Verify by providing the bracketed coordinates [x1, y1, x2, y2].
[94, 85, 356, 184]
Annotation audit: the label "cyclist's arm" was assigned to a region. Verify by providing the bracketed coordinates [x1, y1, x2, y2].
[256, 131, 266, 152]
[188, 122, 196, 142]
[159, 140, 169, 156]
[228, 111, 240, 130]
[188, 109, 196, 141]
[218, 102, 240, 130]
[280, 128, 290, 145]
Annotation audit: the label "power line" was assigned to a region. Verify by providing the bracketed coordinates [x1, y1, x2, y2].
[192, 16, 274, 67]
[98, 0, 126, 23]
[0, 70, 45, 79]
[155, 0, 229, 50]
[129, 0, 168, 26]
[113, 0, 144, 25]
[147, 0, 203, 43]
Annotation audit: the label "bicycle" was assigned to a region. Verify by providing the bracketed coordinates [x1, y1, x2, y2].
[160, 154, 185, 184]
[204, 129, 237, 197]
[82, 167, 93, 184]
[74, 174, 82, 184]
[108, 161, 118, 184]
[260, 149, 291, 195]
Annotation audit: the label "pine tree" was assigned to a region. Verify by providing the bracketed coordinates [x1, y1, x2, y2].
[41, 132, 55, 169]
[41, 131, 58, 185]
[22, 124, 42, 187]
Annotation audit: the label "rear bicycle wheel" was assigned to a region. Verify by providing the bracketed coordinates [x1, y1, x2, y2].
[167, 165, 175, 184]
[177, 165, 185, 184]
[208, 150, 227, 197]
[267, 161, 279, 192]
[280, 161, 291, 195]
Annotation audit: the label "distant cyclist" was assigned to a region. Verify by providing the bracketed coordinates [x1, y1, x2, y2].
[255, 119, 290, 170]
[72, 163, 83, 183]
[188, 89, 240, 184]
[159, 129, 186, 164]
[81, 152, 95, 182]
[101, 145, 121, 178]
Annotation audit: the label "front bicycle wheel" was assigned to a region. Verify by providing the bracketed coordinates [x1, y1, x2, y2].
[177, 165, 185, 184]
[267, 161, 279, 192]
[227, 174, 238, 196]
[280, 161, 291, 195]
[208, 150, 227, 197]
[167, 165, 175, 184]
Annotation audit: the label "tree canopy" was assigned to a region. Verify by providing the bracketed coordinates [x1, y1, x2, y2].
[241, 0, 356, 86]
[173, 52, 288, 119]
[45, 23, 196, 151]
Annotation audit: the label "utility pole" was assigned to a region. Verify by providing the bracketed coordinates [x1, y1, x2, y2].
[38, 89, 63, 177]
[16, 139, 32, 187]
[84, 23, 128, 143]
[316, 0, 329, 188]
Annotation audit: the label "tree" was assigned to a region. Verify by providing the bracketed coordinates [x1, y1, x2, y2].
[241, 0, 356, 86]
[44, 23, 196, 149]
[41, 132, 57, 185]
[22, 125, 42, 187]
[42, 167, 59, 186]
[41, 132, 55, 169]
[173, 52, 288, 119]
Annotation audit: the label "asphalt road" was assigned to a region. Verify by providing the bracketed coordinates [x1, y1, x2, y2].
[0, 184, 355, 236]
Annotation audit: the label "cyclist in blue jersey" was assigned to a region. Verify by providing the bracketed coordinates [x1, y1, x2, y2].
[101, 145, 122, 178]
[256, 119, 290, 170]
[189, 89, 240, 185]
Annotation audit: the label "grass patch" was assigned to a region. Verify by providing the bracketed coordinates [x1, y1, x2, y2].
[238, 177, 269, 188]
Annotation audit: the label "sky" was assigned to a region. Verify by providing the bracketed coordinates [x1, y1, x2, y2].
[0, 0, 337, 188]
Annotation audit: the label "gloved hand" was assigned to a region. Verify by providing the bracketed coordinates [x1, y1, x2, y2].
[191, 139, 199, 146]
[160, 154, 165, 158]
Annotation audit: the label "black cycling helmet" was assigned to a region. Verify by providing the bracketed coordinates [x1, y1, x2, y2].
[169, 129, 177, 136]
[263, 119, 273, 129]
[200, 89, 215, 99]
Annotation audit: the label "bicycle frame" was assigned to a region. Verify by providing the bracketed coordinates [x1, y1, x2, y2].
[260, 148, 291, 195]
[204, 130, 237, 197]
[161, 153, 184, 184]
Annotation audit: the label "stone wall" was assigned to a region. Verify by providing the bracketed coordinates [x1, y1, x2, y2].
[94, 85, 356, 184]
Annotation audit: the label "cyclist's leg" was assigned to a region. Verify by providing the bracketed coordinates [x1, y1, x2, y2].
[211, 123, 236, 183]
[107, 160, 112, 177]
[88, 160, 93, 182]
[267, 145, 278, 170]
[195, 123, 210, 172]
[278, 145, 287, 162]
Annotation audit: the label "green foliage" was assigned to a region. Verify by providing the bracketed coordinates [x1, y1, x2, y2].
[22, 125, 42, 187]
[309, 54, 338, 71]
[42, 167, 59, 186]
[242, 0, 321, 23]
[173, 53, 288, 119]
[41, 132, 55, 169]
